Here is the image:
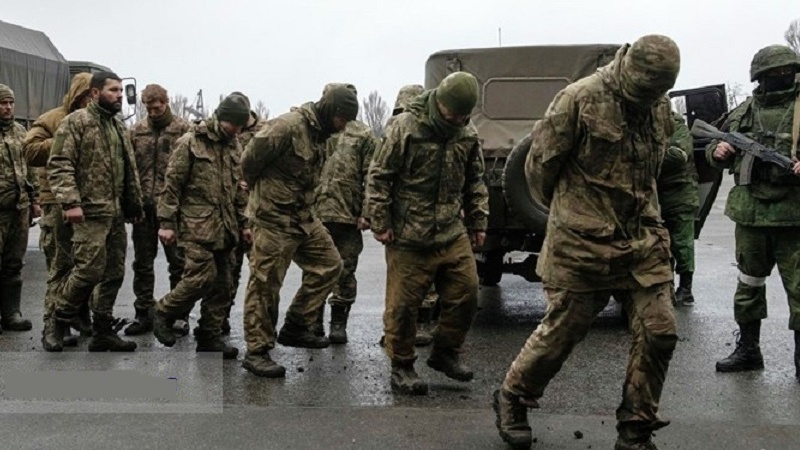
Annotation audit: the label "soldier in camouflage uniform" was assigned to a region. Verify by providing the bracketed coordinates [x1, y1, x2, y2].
[0, 84, 35, 334]
[240, 86, 358, 378]
[367, 72, 489, 395]
[658, 112, 699, 306]
[493, 36, 680, 450]
[24, 73, 93, 346]
[124, 84, 191, 336]
[152, 94, 251, 360]
[312, 82, 378, 344]
[46, 72, 144, 352]
[709, 45, 800, 382]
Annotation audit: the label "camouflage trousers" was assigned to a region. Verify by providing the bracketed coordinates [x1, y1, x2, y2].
[662, 208, 695, 274]
[243, 221, 341, 353]
[40, 204, 77, 319]
[155, 242, 233, 334]
[383, 234, 478, 363]
[733, 224, 800, 329]
[131, 204, 184, 311]
[323, 222, 363, 305]
[422, 285, 439, 309]
[52, 214, 127, 317]
[0, 208, 29, 295]
[502, 282, 677, 427]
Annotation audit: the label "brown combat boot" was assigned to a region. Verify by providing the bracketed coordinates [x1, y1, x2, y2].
[328, 304, 350, 345]
[427, 347, 474, 381]
[277, 320, 330, 349]
[88, 313, 137, 352]
[715, 321, 764, 372]
[390, 359, 428, 395]
[195, 328, 239, 359]
[493, 389, 534, 449]
[242, 351, 287, 378]
[414, 307, 433, 347]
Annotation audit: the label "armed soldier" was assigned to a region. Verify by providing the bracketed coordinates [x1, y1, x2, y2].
[25, 73, 93, 349]
[493, 36, 680, 450]
[312, 82, 378, 344]
[708, 45, 800, 381]
[0, 84, 35, 334]
[367, 72, 489, 395]
[46, 72, 144, 352]
[240, 85, 358, 378]
[659, 112, 699, 306]
[124, 84, 191, 337]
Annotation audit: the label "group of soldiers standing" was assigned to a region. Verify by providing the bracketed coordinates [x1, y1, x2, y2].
[1, 34, 799, 450]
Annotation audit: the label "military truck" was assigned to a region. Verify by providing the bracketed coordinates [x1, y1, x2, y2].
[425, 45, 728, 285]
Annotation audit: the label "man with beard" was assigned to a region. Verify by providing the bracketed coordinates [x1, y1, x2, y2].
[25, 73, 93, 349]
[124, 84, 191, 337]
[46, 72, 144, 352]
[0, 84, 36, 334]
[240, 85, 358, 378]
[367, 72, 489, 395]
[493, 35, 680, 450]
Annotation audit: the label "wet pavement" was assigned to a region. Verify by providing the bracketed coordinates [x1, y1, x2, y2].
[1, 177, 799, 449]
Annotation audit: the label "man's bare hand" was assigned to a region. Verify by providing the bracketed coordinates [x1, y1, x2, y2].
[158, 228, 177, 246]
[792, 158, 800, 176]
[241, 228, 253, 245]
[30, 204, 42, 219]
[471, 231, 486, 248]
[63, 206, 84, 224]
[713, 142, 736, 161]
[357, 217, 371, 231]
[373, 229, 394, 244]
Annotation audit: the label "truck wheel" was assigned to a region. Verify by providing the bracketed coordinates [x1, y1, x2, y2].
[502, 134, 549, 235]
[478, 251, 504, 286]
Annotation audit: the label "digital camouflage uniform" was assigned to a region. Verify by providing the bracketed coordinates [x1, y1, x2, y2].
[367, 73, 489, 393]
[708, 45, 800, 378]
[497, 36, 680, 450]
[658, 112, 699, 304]
[129, 106, 191, 314]
[0, 84, 34, 332]
[47, 100, 144, 349]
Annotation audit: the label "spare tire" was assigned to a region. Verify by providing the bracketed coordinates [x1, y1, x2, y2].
[501, 134, 549, 235]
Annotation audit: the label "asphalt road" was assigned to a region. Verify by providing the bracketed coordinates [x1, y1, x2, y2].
[1, 177, 798, 449]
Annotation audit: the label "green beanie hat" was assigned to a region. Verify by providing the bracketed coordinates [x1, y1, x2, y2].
[216, 93, 250, 126]
[436, 72, 478, 116]
[317, 84, 359, 122]
[0, 84, 15, 102]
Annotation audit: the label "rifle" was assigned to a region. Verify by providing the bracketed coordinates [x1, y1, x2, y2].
[691, 119, 795, 185]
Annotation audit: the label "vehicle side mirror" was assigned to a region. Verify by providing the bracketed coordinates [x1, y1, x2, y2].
[125, 83, 137, 105]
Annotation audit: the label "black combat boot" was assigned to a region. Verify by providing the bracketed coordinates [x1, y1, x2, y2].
[427, 347, 474, 381]
[674, 272, 694, 306]
[390, 359, 428, 395]
[153, 309, 177, 347]
[277, 320, 330, 348]
[715, 321, 764, 372]
[614, 420, 669, 450]
[493, 389, 533, 449]
[0, 282, 32, 331]
[75, 301, 92, 336]
[328, 304, 351, 345]
[221, 301, 233, 335]
[414, 307, 434, 347]
[124, 307, 153, 335]
[88, 313, 137, 352]
[195, 329, 239, 359]
[794, 331, 799, 383]
[41, 315, 71, 352]
[172, 314, 190, 337]
[242, 350, 287, 378]
[62, 328, 79, 347]
[311, 304, 325, 337]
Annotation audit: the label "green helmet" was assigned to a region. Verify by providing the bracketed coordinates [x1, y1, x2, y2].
[749, 45, 800, 81]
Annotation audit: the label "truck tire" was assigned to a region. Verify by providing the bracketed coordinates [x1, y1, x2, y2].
[502, 134, 549, 235]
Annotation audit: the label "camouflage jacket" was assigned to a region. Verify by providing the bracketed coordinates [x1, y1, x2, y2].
[527, 48, 675, 291]
[366, 90, 489, 250]
[23, 73, 91, 205]
[314, 120, 378, 224]
[0, 121, 32, 210]
[158, 118, 247, 249]
[241, 102, 328, 234]
[237, 112, 268, 152]
[658, 111, 698, 213]
[129, 114, 191, 205]
[706, 83, 800, 226]
[48, 102, 143, 219]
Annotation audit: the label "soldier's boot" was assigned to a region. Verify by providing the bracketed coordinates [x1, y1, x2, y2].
[153, 309, 178, 348]
[328, 304, 351, 345]
[75, 302, 93, 337]
[195, 329, 239, 360]
[0, 283, 32, 331]
[715, 321, 765, 372]
[390, 359, 428, 395]
[221, 301, 233, 335]
[427, 347, 474, 382]
[674, 272, 694, 306]
[41, 315, 70, 352]
[277, 320, 330, 349]
[172, 314, 190, 337]
[242, 351, 287, 378]
[414, 307, 434, 347]
[311, 303, 325, 337]
[62, 328, 79, 347]
[794, 331, 800, 383]
[614, 420, 669, 450]
[124, 307, 153, 336]
[492, 389, 533, 450]
[88, 313, 137, 352]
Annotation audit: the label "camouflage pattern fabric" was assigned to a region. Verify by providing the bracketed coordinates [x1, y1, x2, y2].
[323, 222, 362, 304]
[0, 211, 29, 302]
[383, 234, 478, 362]
[0, 121, 31, 211]
[243, 222, 341, 353]
[392, 85, 424, 115]
[132, 203, 185, 310]
[40, 204, 74, 318]
[662, 202, 695, 274]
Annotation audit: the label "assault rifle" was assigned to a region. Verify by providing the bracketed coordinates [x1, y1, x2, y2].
[691, 119, 795, 185]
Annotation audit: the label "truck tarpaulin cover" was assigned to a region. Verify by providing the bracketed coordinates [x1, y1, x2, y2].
[0, 20, 69, 123]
